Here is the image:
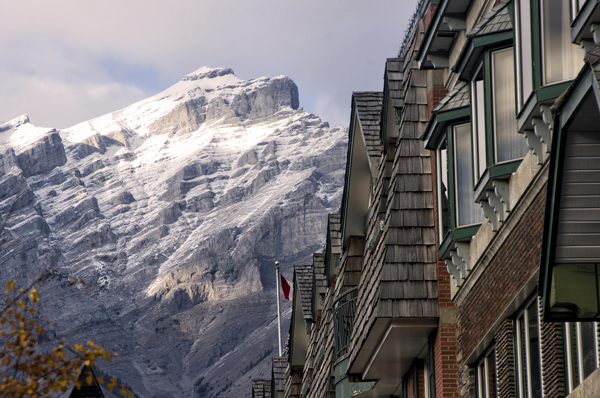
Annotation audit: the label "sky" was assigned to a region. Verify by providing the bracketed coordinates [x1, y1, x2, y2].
[0, 0, 418, 129]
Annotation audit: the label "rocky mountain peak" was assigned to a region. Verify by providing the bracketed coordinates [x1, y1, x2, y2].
[181, 66, 236, 81]
[0, 114, 30, 132]
[0, 68, 347, 397]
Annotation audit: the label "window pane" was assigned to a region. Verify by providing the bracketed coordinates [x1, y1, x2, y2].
[437, 141, 449, 240]
[473, 79, 487, 176]
[492, 48, 527, 162]
[542, 0, 583, 84]
[517, 0, 533, 106]
[454, 124, 484, 226]
[527, 303, 542, 398]
[581, 322, 598, 379]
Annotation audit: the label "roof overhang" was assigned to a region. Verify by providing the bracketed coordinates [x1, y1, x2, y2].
[340, 107, 373, 248]
[423, 106, 470, 149]
[571, 0, 600, 45]
[455, 31, 513, 80]
[418, 0, 470, 69]
[348, 318, 438, 398]
[289, 276, 310, 368]
[541, 64, 600, 321]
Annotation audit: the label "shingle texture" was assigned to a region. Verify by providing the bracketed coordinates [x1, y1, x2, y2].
[468, 0, 511, 38]
[433, 81, 470, 113]
[272, 356, 287, 393]
[354, 92, 384, 158]
[252, 379, 272, 398]
[295, 265, 314, 324]
[386, 58, 405, 109]
[348, 19, 439, 369]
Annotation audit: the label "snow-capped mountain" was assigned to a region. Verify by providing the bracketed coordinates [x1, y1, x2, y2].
[0, 67, 347, 397]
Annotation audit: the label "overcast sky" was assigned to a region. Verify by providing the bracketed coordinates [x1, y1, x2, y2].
[0, 0, 417, 129]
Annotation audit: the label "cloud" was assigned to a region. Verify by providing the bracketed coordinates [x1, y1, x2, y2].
[0, 0, 416, 128]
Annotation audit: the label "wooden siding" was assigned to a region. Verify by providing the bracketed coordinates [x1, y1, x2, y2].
[556, 129, 600, 261]
[348, 21, 439, 371]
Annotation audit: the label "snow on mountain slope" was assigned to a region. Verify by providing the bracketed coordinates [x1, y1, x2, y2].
[0, 68, 347, 397]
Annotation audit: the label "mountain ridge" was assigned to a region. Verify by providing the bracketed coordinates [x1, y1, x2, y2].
[0, 67, 347, 397]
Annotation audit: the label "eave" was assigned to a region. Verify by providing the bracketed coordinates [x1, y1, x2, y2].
[347, 318, 438, 398]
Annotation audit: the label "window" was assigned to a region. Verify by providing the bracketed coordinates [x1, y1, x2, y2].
[476, 348, 497, 398]
[491, 48, 524, 163]
[515, 0, 582, 112]
[435, 122, 484, 247]
[471, 48, 527, 180]
[436, 139, 449, 241]
[515, 0, 533, 109]
[564, 322, 599, 393]
[472, 72, 487, 179]
[453, 124, 483, 227]
[423, 335, 436, 398]
[541, 0, 582, 85]
[515, 299, 542, 398]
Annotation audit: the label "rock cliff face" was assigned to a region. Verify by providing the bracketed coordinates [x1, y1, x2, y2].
[0, 67, 347, 397]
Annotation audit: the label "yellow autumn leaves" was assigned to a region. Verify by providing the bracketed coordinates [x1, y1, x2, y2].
[0, 280, 133, 398]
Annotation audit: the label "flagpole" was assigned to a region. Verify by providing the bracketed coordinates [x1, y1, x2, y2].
[275, 261, 282, 356]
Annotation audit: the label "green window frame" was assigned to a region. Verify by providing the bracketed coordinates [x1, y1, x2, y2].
[513, 0, 582, 120]
[435, 121, 483, 255]
[475, 346, 498, 398]
[514, 297, 542, 398]
[563, 322, 599, 393]
[470, 46, 528, 184]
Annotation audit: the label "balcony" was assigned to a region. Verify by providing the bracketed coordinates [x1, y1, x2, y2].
[333, 287, 358, 360]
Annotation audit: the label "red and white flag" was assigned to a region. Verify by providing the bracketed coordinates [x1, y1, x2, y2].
[280, 273, 292, 300]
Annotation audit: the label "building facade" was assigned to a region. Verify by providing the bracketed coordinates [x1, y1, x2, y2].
[253, 0, 600, 396]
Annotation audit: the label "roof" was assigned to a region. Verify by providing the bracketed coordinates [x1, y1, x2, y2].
[468, 0, 512, 38]
[252, 379, 272, 398]
[353, 92, 383, 157]
[433, 81, 470, 113]
[272, 356, 287, 392]
[68, 366, 105, 398]
[386, 58, 405, 107]
[328, 214, 342, 254]
[553, 44, 600, 113]
[294, 264, 314, 323]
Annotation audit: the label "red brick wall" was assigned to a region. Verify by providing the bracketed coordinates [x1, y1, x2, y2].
[457, 185, 546, 362]
[428, 86, 448, 118]
[435, 324, 459, 398]
[423, 4, 438, 32]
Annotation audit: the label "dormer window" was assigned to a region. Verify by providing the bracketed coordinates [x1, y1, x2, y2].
[471, 47, 527, 180]
[514, 0, 582, 128]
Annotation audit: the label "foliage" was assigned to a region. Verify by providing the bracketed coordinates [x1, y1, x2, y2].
[0, 279, 133, 398]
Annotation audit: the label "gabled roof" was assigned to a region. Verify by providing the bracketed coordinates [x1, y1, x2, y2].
[468, 1, 512, 38]
[325, 214, 342, 285]
[354, 92, 384, 158]
[69, 366, 105, 398]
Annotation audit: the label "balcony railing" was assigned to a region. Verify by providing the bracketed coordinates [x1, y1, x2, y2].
[332, 287, 358, 359]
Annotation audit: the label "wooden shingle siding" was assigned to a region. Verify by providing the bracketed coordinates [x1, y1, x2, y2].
[348, 22, 439, 370]
[272, 357, 287, 395]
[555, 129, 600, 261]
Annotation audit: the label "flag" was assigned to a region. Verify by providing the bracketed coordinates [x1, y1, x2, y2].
[280, 273, 292, 300]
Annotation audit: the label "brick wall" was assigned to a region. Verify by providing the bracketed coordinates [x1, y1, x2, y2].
[457, 186, 545, 360]
[435, 324, 459, 398]
[456, 185, 546, 398]
[423, 4, 438, 32]
[496, 320, 515, 398]
[539, 302, 565, 398]
[428, 86, 448, 118]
